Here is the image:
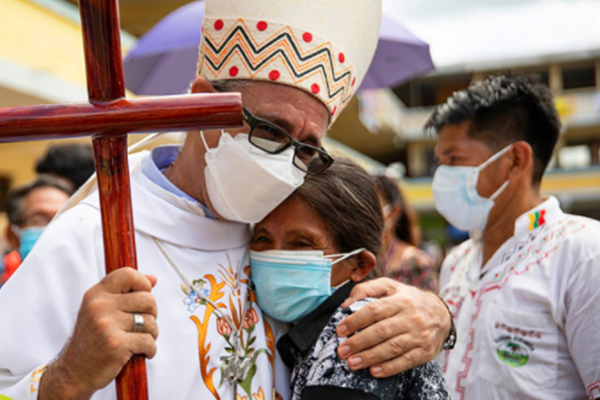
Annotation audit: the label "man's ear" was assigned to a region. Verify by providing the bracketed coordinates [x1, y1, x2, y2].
[508, 141, 534, 182]
[190, 76, 216, 94]
[350, 250, 377, 282]
[5, 225, 19, 249]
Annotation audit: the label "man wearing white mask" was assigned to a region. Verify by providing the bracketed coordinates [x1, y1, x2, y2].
[0, 1, 453, 400]
[431, 75, 600, 400]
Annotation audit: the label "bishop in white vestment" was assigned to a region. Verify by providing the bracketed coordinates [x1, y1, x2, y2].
[0, 149, 291, 400]
[0, 0, 391, 399]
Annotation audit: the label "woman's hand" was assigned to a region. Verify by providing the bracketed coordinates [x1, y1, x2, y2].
[336, 278, 450, 378]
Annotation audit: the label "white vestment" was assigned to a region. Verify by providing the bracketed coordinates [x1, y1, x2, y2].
[437, 197, 600, 400]
[0, 151, 291, 400]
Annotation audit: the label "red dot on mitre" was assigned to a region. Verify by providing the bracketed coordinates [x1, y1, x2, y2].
[214, 20, 224, 31]
[257, 21, 268, 31]
[269, 70, 280, 81]
[311, 83, 320, 94]
[229, 66, 239, 77]
[338, 53, 345, 63]
[332, 106, 338, 116]
[351, 77, 356, 87]
[303, 32, 313, 43]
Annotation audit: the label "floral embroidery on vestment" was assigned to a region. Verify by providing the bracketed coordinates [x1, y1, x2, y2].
[181, 253, 280, 400]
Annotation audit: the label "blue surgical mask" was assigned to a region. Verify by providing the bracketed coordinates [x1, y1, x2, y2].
[12, 226, 45, 260]
[432, 144, 512, 235]
[249, 248, 364, 323]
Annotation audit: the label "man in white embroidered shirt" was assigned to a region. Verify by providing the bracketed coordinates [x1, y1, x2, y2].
[430, 75, 600, 400]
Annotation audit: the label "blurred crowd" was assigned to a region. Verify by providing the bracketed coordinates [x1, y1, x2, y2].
[0, 144, 95, 287]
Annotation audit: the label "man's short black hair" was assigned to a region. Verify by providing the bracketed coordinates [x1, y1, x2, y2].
[4, 175, 74, 225]
[425, 74, 561, 185]
[36, 143, 95, 189]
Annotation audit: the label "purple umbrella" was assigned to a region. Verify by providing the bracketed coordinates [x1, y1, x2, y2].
[124, 1, 434, 95]
[359, 17, 434, 90]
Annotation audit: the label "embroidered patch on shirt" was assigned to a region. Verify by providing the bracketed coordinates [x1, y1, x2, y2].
[528, 209, 546, 230]
[493, 323, 539, 368]
[496, 340, 531, 367]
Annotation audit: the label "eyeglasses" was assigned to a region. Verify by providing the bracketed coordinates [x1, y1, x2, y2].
[15, 213, 53, 228]
[242, 107, 334, 175]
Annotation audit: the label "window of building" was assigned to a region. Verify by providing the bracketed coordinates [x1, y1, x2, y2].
[394, 75, 472, 108]
[0, 176, 11, 212]
[591, 139, 600, 166]
[535, 70, 549, 86]
[562, 64, 596, 90]
[481, 68, 550, 87]
[394, 81, 436, 108]
[394, 82, 412, 107]
[521, 69, 549, 86]
[424, 147, 438, 177]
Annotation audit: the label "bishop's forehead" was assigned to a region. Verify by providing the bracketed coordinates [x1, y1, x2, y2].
[198, 0, 382, 123]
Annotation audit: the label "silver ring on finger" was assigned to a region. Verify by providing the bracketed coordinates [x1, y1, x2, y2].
[132, 313, 144, 333]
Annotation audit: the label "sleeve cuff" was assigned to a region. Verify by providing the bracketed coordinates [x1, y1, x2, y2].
[0, 364, 46, 400]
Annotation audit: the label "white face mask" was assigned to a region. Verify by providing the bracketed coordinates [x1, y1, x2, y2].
[432, 144, 512, 234]
[202, 131, 306, 223]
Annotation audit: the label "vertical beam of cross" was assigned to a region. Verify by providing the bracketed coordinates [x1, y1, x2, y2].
[79, 0, 145, 398]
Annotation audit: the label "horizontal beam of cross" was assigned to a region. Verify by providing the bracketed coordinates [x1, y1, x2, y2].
[0, 93, 242, 142]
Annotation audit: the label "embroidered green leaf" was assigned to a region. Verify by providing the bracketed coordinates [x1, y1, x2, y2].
[247, 336, 256, 346]
[218, 359, 227, 388]
[192, 278, 207, 287]
[239, 364, 257, 399]
[225, 347, 234, 353]
[250, 348, 268, 364]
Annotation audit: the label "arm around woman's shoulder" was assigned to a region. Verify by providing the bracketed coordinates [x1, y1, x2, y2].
[296, 299, 450, 400]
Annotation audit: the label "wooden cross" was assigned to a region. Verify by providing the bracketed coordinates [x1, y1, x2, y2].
[0, 0, 243, 399]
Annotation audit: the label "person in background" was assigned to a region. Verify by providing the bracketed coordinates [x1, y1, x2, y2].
[376, 175, 440, 292]
[251, 158, 449, 400]
[430, 75, 600, 399]
[1, 175, 73, 285]
[36, 143, 95, 189]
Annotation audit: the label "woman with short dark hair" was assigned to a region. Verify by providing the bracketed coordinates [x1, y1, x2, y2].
[250, 157, 449, 400]
[376, 175, 440, 293]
